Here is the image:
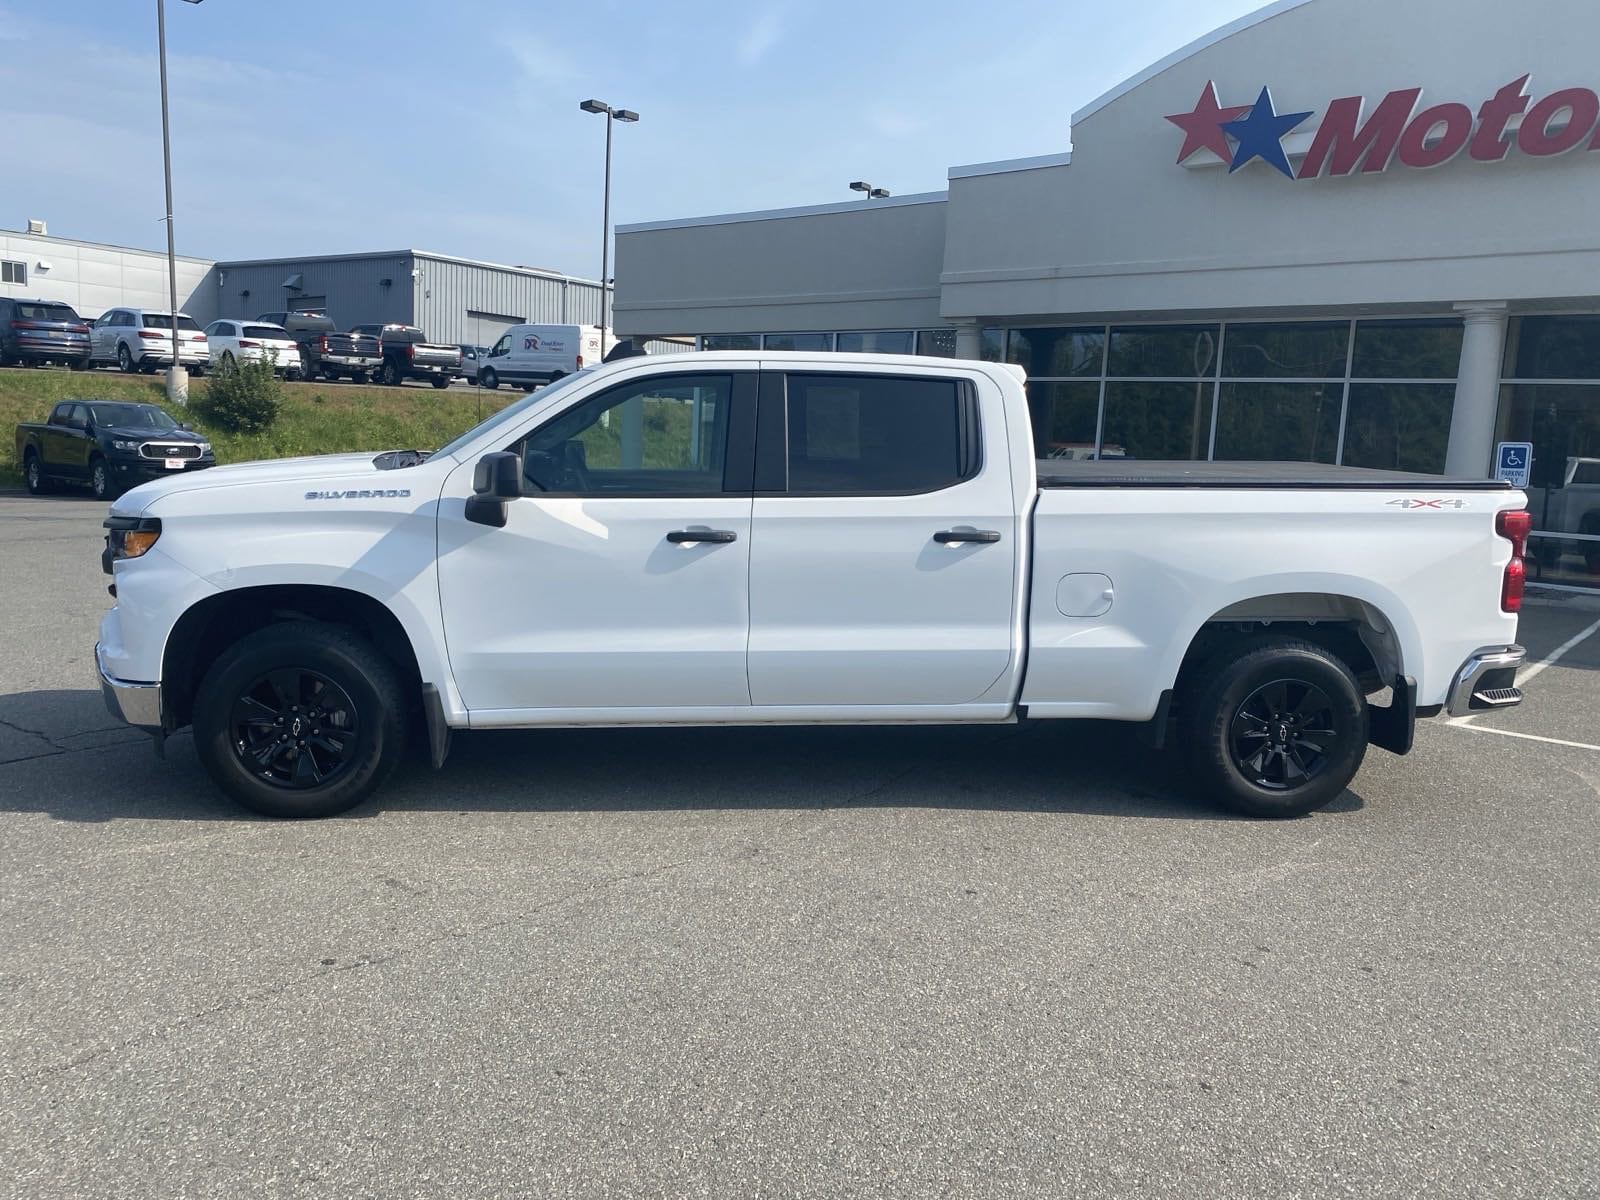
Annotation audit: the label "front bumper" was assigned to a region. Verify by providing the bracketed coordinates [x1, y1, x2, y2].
[1445, 645, 1526, 716]
[110, 455, 215, 482]
[96, 641, 161, 732]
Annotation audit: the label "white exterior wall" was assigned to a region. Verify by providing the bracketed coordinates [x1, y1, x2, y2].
[939, 0, 1600, 322]
[0, 230, 213, 321]
[613, 194, 948, 337]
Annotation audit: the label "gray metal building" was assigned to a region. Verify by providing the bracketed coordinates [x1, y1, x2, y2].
[212, 250, 608, 346]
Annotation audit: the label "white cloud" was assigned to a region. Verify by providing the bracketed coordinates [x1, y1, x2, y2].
[736, 8, 784, 66]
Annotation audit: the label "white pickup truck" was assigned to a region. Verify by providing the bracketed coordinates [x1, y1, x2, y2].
[96, 352, 1530, 820]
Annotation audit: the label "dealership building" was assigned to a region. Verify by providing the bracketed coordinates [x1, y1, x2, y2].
[614, 0, 1600, 588]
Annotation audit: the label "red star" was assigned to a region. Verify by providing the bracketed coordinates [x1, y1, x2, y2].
[1165, 81, 1251, 164]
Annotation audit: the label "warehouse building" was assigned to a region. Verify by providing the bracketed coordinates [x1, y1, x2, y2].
[0, 221, 212, 320]
[613, 0, 1600, 589]
[211, 250, 608, 347]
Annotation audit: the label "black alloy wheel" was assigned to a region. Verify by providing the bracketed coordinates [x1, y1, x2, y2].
[1228, 679, 1337, 791]
[229, 668, 360, 790]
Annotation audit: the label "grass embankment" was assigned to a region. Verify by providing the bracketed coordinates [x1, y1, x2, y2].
[0, 368, 517, 488]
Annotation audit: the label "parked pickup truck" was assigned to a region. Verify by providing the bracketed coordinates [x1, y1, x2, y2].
[95, 352, 1529, 821]
[18, 399, 213, 501]
[255, 311, 383, 383]
[351, 324, 462, 389]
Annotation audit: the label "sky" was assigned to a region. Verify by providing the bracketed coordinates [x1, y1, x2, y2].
[1, 0, 1266, 279]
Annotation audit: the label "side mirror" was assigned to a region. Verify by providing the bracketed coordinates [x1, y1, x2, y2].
[465, 450, 523, 527]
[179, 422, 192, 431]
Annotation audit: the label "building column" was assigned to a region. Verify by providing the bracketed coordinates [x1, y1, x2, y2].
[1444, 302, 1509, 478]
[953, 320, 983, 360]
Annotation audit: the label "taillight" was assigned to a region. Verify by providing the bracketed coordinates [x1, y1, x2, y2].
[138, 330, 163, 339]
[407, 343, 415, 359]
[11, 320, 36, 330]
[71, 324, 89, 334]
[319, 335, 329, 352]
[238, 340, 258, 349]
[576, 355, 584, 369]
[1497, 510, 1531, 614]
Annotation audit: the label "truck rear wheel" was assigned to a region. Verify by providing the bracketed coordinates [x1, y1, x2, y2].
[430, 376, 450, 389]
[23, 451, 51, 495]
[1176, 638, 1368, 819]
[192, 622, 407, 819]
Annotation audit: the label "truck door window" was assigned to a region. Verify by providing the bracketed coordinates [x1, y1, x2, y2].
[490, 335, 510, 357]
[515, 374, 733, 496]
[781, 374, 974, 495]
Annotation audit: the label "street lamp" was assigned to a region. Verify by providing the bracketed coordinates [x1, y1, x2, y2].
[849, 180, 890, 200]
[157, 0, 203, 405]
[579, 99, 638, 356]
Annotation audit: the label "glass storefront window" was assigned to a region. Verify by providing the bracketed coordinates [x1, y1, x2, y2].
[1101, 381, 1211, 460]
[1213, 383, 1341, 463]
[1341, 384, 1454, 473]
[1504, 316, 1600, 380]
[1027, 381, 1100, 459]
[836, 331, 913, 354]
[763, 333, 833, 351]
[1352, 319, 1463, 379]
[1221, 321, 1349, 379]
[916, 329, 957, 357]
[701, 334, 759, 351]
[1008, 327, 1105, 378]
[1107, 325, 1218, 378]
[1498, 383, 1600, 585]
[979, 327, 1003, 363]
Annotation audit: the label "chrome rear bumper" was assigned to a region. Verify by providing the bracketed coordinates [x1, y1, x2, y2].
[1445, 645, 1526, 717]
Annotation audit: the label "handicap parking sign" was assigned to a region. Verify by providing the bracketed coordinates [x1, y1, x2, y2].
[1496, 442, 1532, 489]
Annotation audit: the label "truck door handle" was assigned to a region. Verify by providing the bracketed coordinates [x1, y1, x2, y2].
[934, 529, 1001, 544]
[667, 529, 737, 544]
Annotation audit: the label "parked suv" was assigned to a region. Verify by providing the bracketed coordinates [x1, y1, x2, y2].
[0, 298, 92, 369]
[204, 319, 303, 377]
[89, 308, 208, 375]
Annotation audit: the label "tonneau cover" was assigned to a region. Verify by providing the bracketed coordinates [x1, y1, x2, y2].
[1036, 459, 1515, 491]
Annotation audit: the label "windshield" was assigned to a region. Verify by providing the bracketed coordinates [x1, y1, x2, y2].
[144, 315, 203, 332]
[88, 404, 178, 430]
[432, 371, 592, 460]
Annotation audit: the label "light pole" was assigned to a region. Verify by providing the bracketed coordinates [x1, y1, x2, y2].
[579, 99, 638, 356]
[157, 0, 202, 404]
[849, 180, 891, 200]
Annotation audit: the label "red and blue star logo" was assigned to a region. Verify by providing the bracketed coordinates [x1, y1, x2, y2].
[1166, 82, 1313, 178]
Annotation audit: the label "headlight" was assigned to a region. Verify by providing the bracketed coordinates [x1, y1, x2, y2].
[198, 442, 213, 455]
[102, 516, 162, 570]
[112, 439, 139, 452]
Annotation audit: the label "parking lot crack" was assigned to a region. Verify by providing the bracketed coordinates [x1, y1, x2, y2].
[22, 851, 706, 1082]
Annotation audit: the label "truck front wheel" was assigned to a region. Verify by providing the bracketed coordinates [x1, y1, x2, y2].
[1176, 638, 1368, 819]
[192, 622, 408, 819]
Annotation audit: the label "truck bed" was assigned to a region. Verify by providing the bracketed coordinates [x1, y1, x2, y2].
[1037, 460, 1516, 491]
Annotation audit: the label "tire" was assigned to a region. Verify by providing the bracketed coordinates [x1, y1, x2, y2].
[221, 351, 236, 372]
[322, 365, 342, 383]
[70, 357, 89, 372]
[550, 371, 566, 382]
[23, 451, 51, 495]
[381, 360, 402, 387]
[117, 343, 135, 374]
[192, 622, 408, 819]
[430, 376, 450, 389]
[352, 370, 369, 385]
[520, 383, 535, 393]
[1176, 637, 1368, 819]
[190, 365, 205, 379]
[89, 455, 117, 502]
[479, 367, 498, 390]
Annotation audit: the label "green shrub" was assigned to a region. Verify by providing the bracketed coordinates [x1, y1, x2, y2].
[194, 354, 283, 433]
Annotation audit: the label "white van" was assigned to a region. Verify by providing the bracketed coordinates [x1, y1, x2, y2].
[477, 324, 608, 391]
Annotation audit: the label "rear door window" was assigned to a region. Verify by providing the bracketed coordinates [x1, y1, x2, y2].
[778, 373, 977, 495]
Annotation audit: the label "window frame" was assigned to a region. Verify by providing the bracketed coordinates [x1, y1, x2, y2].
[757, 370, 983, 498]
[1, 259, 25, 285]
[502, 370, 757, 499]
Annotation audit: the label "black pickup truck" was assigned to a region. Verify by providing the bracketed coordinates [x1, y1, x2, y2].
[16, 400, 214, 500]
[255, 311, 383, 383]
[351, 324, 462, 388]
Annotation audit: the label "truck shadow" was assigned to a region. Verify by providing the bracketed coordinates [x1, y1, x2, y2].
[0, 689, 1363, 824]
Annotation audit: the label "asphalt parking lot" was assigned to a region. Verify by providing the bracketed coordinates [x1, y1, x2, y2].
[1, 494, 1596, 1199]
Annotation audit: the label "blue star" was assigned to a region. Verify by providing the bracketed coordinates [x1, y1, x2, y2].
[1222, 86, 1313, 178]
